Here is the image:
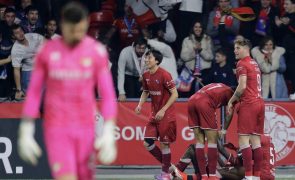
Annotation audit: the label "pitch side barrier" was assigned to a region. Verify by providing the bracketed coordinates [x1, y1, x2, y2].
[0, 99, 294, 178]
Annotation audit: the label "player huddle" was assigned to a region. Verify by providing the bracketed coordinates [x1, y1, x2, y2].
[135, 38, 274, 180]
[16, 2, 274, 180]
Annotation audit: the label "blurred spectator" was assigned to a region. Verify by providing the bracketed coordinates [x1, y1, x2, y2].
[105, 4, 141, 50]
[248, 0, 280, 46]
[0, 7, 16, 40]
[275, 0, 295, 96]
[180, 20, 214, 96]
[204, 48, 237, 87]
[251, 36, 288, 98]
[117, 37, 147, 101]
[44, 18, 60, 39]
[15, 0, 32, 23]
[0, 4, 6, 21]
[207, 0, 240, 49]
[10, 24, 44, 100]
[20, 5, 43, 34]
[0, 28, 13, 99]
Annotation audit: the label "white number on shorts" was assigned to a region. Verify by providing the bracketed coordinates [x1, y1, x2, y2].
[257, 74, 262, 92]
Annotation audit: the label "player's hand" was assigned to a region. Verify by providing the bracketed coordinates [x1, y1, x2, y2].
[95, 120, 117, 165]
[155, 109, 165, 121]
[15, 90, 25, 100]
[118, 94, 126, 102]
[135, 105, 142, 114]
[227, 102, 233, 114]
[18, 119, 42, 166]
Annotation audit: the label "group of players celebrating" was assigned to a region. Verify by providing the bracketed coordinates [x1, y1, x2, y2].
[16, 1, 275, 180]
[135, 38, 275, 180]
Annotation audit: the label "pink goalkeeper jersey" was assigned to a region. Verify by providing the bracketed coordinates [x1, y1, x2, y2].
[22, 36, 117, 127]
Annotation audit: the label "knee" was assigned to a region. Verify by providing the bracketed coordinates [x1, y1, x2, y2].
[144, 138, 155, 149]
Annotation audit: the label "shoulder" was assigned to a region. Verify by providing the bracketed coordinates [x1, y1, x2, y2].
[251, 46, 262, 57]
[159, 68, 172, 77]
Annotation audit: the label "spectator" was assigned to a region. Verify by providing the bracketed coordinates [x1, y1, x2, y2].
[180, 20, 214, 96]
[44, 18, 60, 39]
[105, 4, 141, 50]
[11, 24, 44, 100]
[15, 0, 32, 23]
[0, 7, 16, 40]
[0, 4, 6, 21]
[117, 37, 147, 101]
[275, 0, 295, 98]
[250, 0, 280, 46]
[251, 36, 288, 98]
[207, 0, 240, 49]
[204, 48, 237, 87]
[20, 5, 43, 34]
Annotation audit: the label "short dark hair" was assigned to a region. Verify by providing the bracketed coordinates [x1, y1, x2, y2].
[215, 48, 227, 57]
[234, 38, 252, 49]
[4, 7, 15, 15]
[146, 49, 163, 65]
[24, 5, 38, 15]
[134, 36, 147, 46]
[11, 24, 22, 32]
[61, 1, 88, 23]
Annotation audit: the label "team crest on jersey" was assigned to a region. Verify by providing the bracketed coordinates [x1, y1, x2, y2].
[50, 51, 61, 61]
[264, 104, 295, 161]
[80, 58, 93, 67]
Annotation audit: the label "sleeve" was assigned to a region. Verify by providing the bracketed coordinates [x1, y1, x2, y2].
[22, 44, 47, 118]
[180, 38, 195, 62]
[142, 75, 148, 91]
[251, 47, 271, 73]
[200, 36, 214, 61]
[117, 48, 127, 94]
[11, 46, 23, 68]
[95, 43, 117, 120]
[236, 61, 247, 78]
[163, 72, 176, 90]
[277, 55, 286, 73]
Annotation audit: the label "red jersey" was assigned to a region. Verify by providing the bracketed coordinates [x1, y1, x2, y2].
[113, 16, 140, 49]
[142, 67, 176, 120]
[196, 83, 234, 108]
[236, 56, 263, 103]
[261, 134, 276, 179]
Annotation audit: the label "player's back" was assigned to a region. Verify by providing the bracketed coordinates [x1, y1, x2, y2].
[236, 57, 262, 103]
[40, 37, 108, 126]
[197, 83, 233, 108]
[261, 134, 276, 179]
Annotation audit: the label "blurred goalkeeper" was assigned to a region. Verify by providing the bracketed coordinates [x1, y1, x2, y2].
[17, 2, 117, 180]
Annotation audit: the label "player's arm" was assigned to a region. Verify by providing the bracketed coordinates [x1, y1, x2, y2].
[155, 87, 178, 120]
[223, 107, 234, 131]
[135, 90, 149, 114]
[227, 75, 246, 111]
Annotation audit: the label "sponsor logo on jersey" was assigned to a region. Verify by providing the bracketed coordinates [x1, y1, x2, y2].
[50, 51, 61, 62]
[149, 91, 161, 96]
[80, 57, 92, 67]
[264, 104, 295, 161]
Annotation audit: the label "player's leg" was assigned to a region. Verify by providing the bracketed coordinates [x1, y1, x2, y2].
[143, 122, 162, 162]
[205, 129, 218, 179]
[218, 166, 245, 180]
[175, 144, 195, 172]
[44, 126, 78, 180]
[251, 99, 265, 179]
[239, 135, 252, 179]
[194, 127, 207, 179]
[77, 127, 95, 180]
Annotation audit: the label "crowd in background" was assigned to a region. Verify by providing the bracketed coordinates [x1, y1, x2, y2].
[0, 0, 295, 101]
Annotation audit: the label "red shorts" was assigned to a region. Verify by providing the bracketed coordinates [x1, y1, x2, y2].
[44, 125, 95, 179]
[144, 117, 176, 143]
[188, 93, 217, 130]
[237, 99, 265, 135]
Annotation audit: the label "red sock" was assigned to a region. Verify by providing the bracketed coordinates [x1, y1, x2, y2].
[195, 143, 207, 176]
[148, 144, 162, 163]
[207, 143, 218, 176]
[253, 146, 263, 177]
[176, 161, 190, 172]
[241, 146, 252, 176]
[162, 148, 171, 173]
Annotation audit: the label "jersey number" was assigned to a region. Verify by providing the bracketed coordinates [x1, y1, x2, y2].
[207, 83, 223, 91]
[270, 147, 275, 165]
[257, 74, 262, 92]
